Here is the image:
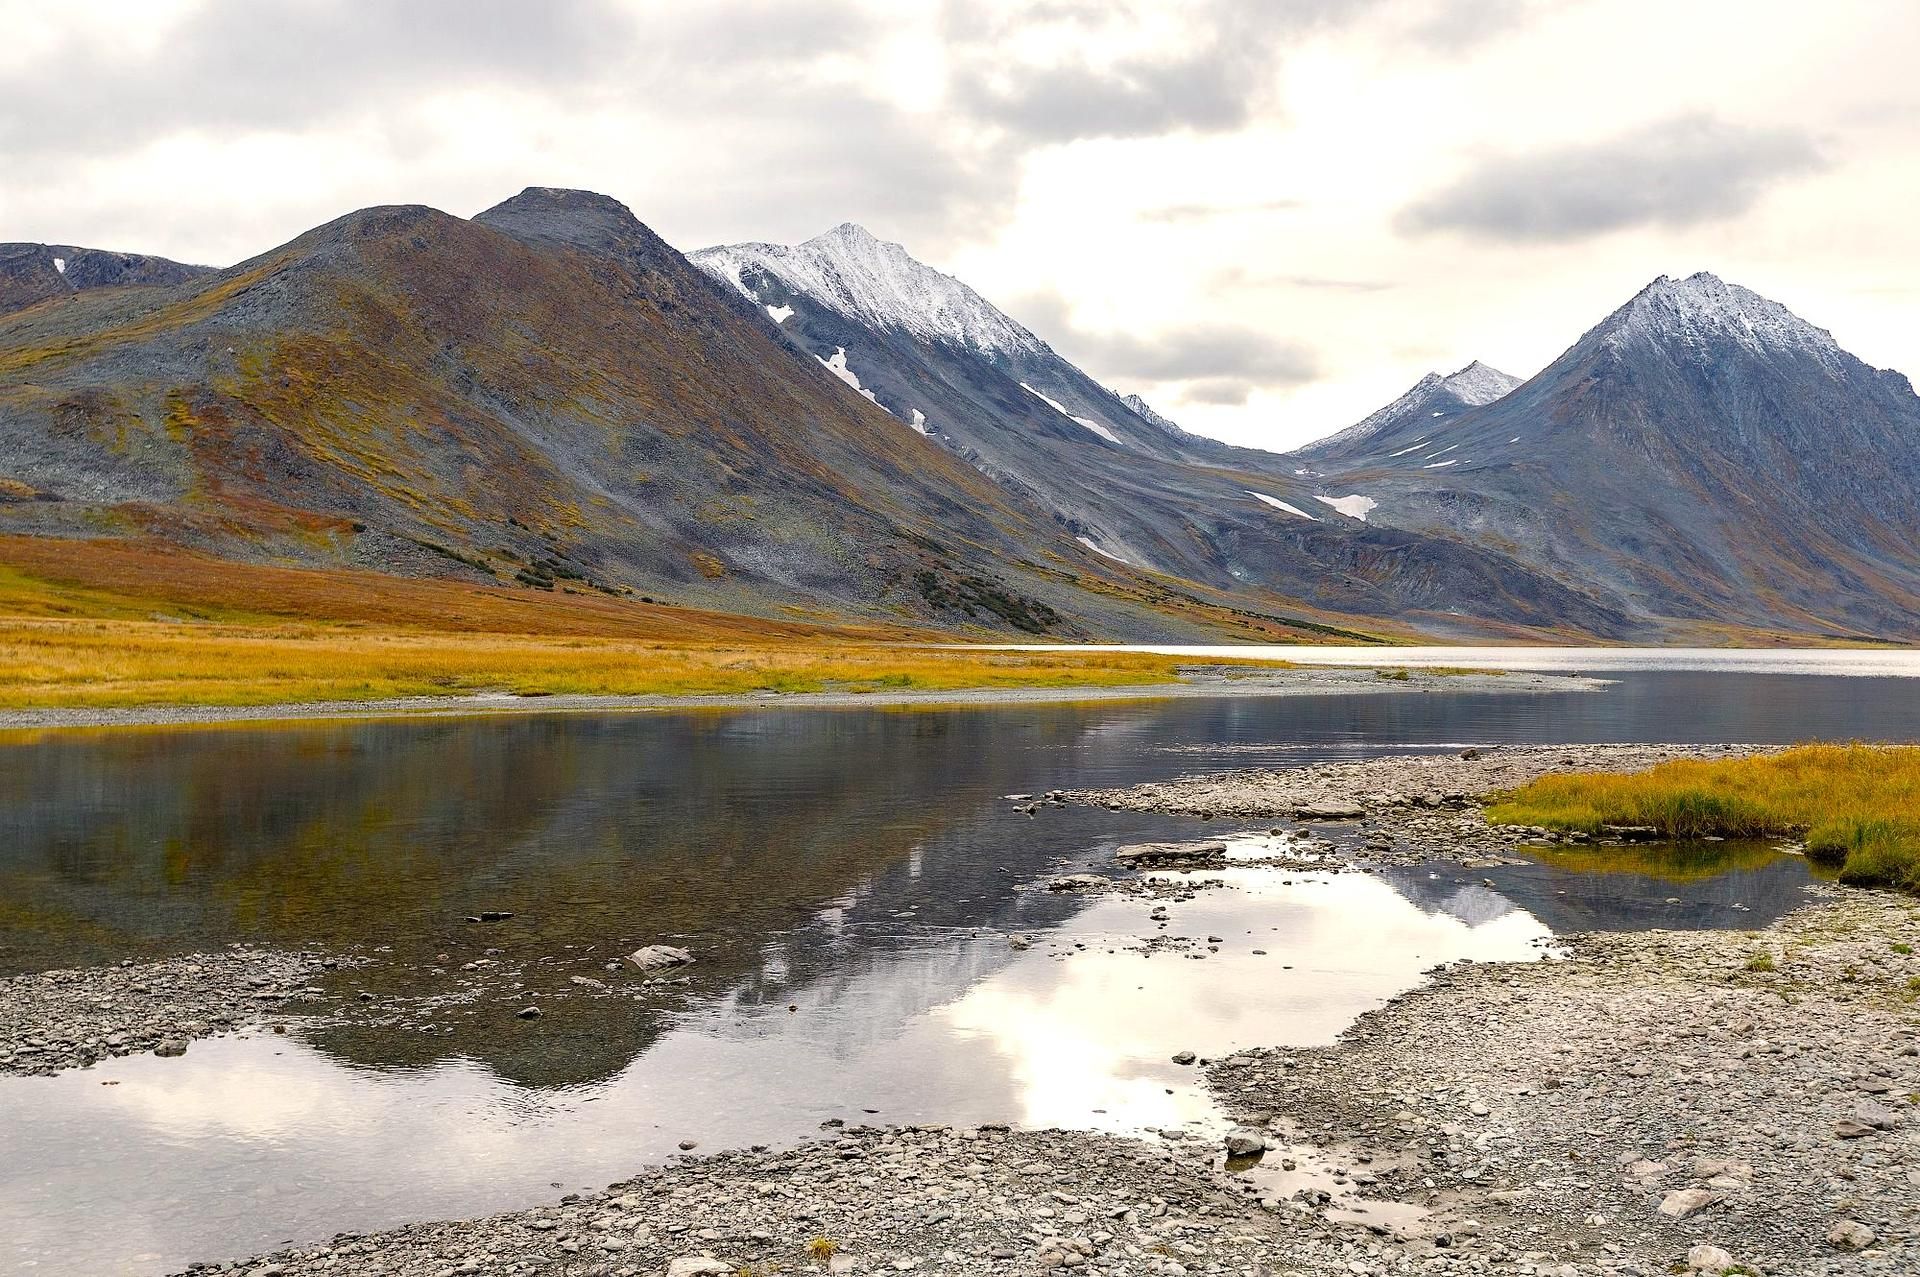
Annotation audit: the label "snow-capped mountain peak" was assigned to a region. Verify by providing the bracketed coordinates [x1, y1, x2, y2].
[1597, 271, 1845, 371]
[1122, 393, 1198, 439]
[691, 225, 1045, 357]
[1293, 360, 1518, 459]
[1439, 360, 1522, 406]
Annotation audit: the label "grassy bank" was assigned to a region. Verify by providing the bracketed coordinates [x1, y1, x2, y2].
[0, 534, 1258, 708]
[0, 618, 1228, 709]
[1486, 744, 1920, 889]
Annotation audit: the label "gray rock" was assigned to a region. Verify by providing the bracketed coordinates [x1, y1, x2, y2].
[665, 1259, 737, 1277]
[1657, 1188, 1720, 1219]
[629, 945, 695, 971]
[1827, 1219, 1876, 1251]
[1685, 1243, 1735, 1272]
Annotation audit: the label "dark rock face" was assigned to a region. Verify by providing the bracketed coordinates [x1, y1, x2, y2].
[0, 241, 212, 316]
[1302, 273, 1920, 639]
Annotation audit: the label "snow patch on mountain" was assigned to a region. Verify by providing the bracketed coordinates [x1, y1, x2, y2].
[693, 224, 1046, 356]
[1248, 491, 1317, 520]
[1076, 535, 1132, 565]
[909, 408, 928, 435]
[1020, 382, 1124, 445]
[1314, 494, 1378, 521]
[765, 303, 793, 324]
[818, 347, 878, 402]
[1441, 360, 1523, 406]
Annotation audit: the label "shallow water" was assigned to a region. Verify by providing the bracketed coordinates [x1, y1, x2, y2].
[1027, 643, 1920, 679]
[1, 666, 1915, 1274]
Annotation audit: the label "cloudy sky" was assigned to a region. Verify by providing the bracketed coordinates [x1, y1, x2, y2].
[5, 0, 1917, 449]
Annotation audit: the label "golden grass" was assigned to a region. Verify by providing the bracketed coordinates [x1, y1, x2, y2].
[1487, 744, 1920, 889]
[0, 617, 1217, 709]
[0, 534, 1293, 710]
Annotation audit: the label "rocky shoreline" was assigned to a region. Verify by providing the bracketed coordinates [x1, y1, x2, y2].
[9, 741, 1912, 1276]
[0, 947, 346, 1076]
[163, 889, 1918, 1277]
[1068, 743, 1772, 865]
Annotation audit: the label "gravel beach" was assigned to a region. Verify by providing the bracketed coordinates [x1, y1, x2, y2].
[1067, 743, 1772, 864]
[0, 948, 346, 1076]
[164, 891, 1918, 1277]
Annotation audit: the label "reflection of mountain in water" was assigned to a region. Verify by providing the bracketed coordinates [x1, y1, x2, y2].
[1377, 868, 1522, 926]
[0, 681, 1867, 1088]
[1376, 843, 1814, 936]
[0, 706, 1229, 1087]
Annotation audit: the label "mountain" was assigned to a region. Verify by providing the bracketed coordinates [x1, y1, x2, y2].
[693, 224, 1209, 459]
[1300, 272, 1920, 639]
[693, 226, 1632, 637]
[2, 188, 1350, 640]
[0, 242, 212, 316]
[1295, 361, 1521, 464]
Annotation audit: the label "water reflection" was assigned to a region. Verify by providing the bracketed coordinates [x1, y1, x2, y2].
[3, 859, 1559, 1276]
[0, 672, 1901, 1275]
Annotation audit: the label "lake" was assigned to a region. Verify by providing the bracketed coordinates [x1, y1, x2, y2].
[2, 660, 1916, 1274]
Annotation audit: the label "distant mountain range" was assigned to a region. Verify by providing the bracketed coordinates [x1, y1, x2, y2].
[2, 190, 1914, 642]
[0, 242, 211, 315]
[1300, 272, 1920, 640]
[690, 225, 1627, 637]
[0, 190, 1378, 641]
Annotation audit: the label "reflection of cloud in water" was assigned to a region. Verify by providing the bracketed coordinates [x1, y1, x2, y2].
[939, 871, 1548, 1132]
[0, 871, 1549, 1276]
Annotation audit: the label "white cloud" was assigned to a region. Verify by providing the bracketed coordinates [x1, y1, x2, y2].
[1, 0, 1916, 451]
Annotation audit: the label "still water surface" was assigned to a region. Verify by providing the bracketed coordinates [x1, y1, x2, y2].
[2, 664, 1916, 1274]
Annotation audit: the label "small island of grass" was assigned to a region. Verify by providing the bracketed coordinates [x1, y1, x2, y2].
[1487, 743, 1920, 889]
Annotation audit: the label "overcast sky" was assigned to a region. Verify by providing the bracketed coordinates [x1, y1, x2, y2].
[5, 0, 1917, 449]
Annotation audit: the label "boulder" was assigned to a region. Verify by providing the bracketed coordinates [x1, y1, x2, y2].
[666, 1259, 736, 1277]
[1293, 804, 1365, 821]
[1686, 1244, 1735, 1272]
[1114, 841, 1226, 866]
[1852, 1098, 1901, 1130]
[629, 945, 695, 971]
[1828, 1219, 1876, 1251]
[1657, 1188, 1719, 1219]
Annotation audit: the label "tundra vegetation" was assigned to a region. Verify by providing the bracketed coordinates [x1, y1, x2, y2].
[0, 535, 1233, 707]
[1488, 743, 1920, 889]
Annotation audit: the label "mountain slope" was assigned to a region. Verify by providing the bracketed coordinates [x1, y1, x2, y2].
[1304, 273, 1920, 638]
[1, 189, 1344, 639]
[0, 242, 213, 317]
[693, 227, 1632, 637]
[1295, 361, 1521, 464]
